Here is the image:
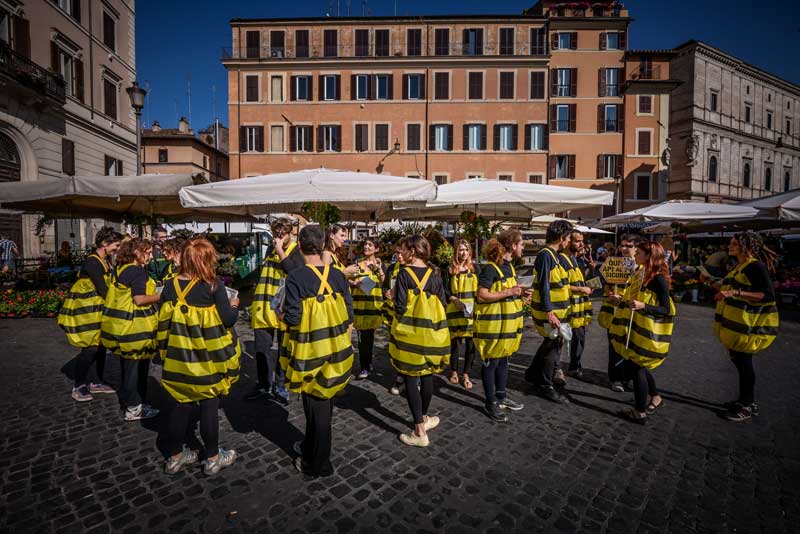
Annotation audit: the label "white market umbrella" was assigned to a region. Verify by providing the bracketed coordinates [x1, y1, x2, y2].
[598, 200, 759, 227]
[179, 168, 437, 220]
[739, 188, 800, 221]
[528, 215, 612, 234]
[400, 179, 614, 222]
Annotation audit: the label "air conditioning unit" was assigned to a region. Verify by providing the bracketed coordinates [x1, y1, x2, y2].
[271, 49, 284, 58]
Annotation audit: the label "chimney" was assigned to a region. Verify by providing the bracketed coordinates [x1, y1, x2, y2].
[178, 116, 190, 133]
[151, 120, 161, 132]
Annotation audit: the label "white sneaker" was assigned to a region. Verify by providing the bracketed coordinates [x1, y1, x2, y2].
[123, 404, 159, 421]
[422, 415, 440, 431]
[399, 431, 429, 447]
[71, 386, 93, 402]
[202, 448, 237, 476]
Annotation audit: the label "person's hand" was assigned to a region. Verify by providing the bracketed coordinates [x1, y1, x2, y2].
[547, 311, 561, 329]
[521, 288, 533, 299]
[344, 264, 360, 277]
[507, 286, 522, 297]
[349, 278, 362, 287]
[608, 294, 622, 305]
[630, 300, 645, 311]
[580, 286, 593, 295]
[384, 289, 393, 300]
[715, 290, 734, 301]
[230, 297, 240, 308]
[454, 299, 466, 311]
[273, 234, 287, 249]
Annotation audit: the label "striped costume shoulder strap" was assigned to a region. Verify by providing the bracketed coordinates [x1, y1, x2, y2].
[559, 253, 575, 269]
[173, 278, 199, 305]
[489, 262, 504, 278]
[88, 253, 108, 271]
[308, 264, 335, 296]
[404, 266, 432, 292]
[543, 247, 558, 263]
[285, 241, 298, 255]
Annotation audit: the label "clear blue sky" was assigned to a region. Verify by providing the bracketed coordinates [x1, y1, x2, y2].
[137, 0, 799, 131]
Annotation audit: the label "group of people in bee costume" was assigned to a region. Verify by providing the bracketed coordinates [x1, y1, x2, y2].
[58, 213, 779, 479]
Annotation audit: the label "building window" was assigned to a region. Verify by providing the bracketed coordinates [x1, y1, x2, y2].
[602, 68, 620, 97]
[558, 33, 572, 50]
[767, 111, 773, 130]
[55, 46, 76, 97]
[375, 29, 390, 56]
[270, 125, 284, 152]
[787, 119, 793, 135]
[604, 104, 618, 132]
[635, 174, 652, 200]
[498, 72, 515, 99]
[295, 76, 310, 101]
[407, 124, 421, 151]
[407, 74, 422, 100]
[498, 174, 512, 182]
[158, 148, 168, 163]
[768, 93, 772, 103]
[434, 175, 448, 185]
[463, 28, 483, 56]
[746, 85, 750, 95]
[527, 124, 545, 150]
[245, 75, 259, 102]
[593, 6, 605, 16]
[637, 130, 652, 155]
[62, 138, 75, 175]
[530, 71, 545, 99]
[433, 124, 449, 151]
[104, 155, 123, 176]
[102, 11, 116, 51]
[786, 171, 792, 192]
[323, 29, 337, 57]
[499, 28, 515, 55]
[600, 154, 618, 179]
[323, 75, 337, 100]
[245, 30, 260, 58]
[292, 125, 313, 152]
[434, 72, 449, 100]
[710, 91, 718, 112]
[498, 125, 514, 151]
[529, 174, 543, 184]
[354, 29, 369, 57]
[375, 124, 389, 151]
[465, 124, 483, 151]
[242, 126, 263, 152]
[638, 95, 653, 114]
[743, 161, 751, 188]
[407, 29, 422, 56]
[375, 74, 389, 100]
[354, 124, 369, 152]
[434, 28, 449, 56]
[468, 72, 483, 100]
[605, 32, 619, 50]
[355, 75, 368, 100]
[530, 27, 547, 55]
[271, 76, 283, 102]
[295, 29, 309, 58]
[554, 155, 574, 179]
[57, 0, 80, 20]
[556, 105, 570, 132]
[322, 125, 339, 151]
[765, 167, 772, 191]
[103, 78, 117, 120]
[708, 155, 718, 182]
[556, 68, 572, 97]
[203, 155, 209, 169]
[745, 104, 751, 123]
[270, 30, 285, 57]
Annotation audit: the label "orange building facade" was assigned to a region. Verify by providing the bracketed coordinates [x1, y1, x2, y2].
[142, 118, 229, 182]
[223, 1, 674, 217]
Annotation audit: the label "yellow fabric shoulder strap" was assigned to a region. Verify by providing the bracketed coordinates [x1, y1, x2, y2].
[308, 264, 334, 296]
[89, 253, 109, 272]
[405, 267, 432, 292]
[173, 278, 199, 306]
[559, 253, 575, 270]
[489, 262, 503, 278]
[286, 241, 298, 256]
[543, 247, 558, 263]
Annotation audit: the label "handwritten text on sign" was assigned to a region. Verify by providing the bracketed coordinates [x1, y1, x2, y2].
[600, 257, 638, 285]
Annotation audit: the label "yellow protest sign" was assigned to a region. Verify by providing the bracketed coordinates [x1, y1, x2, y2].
[600, 257, 638, 285]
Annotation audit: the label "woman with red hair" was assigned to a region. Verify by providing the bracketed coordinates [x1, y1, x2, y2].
[609, 241, 676, 425]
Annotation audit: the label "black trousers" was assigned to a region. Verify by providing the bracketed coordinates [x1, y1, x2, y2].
[253, 328, 284, 390]
[357, 329, 375, 371]
[118, 358, 150, 408]
[568, 326, 586, 371]
[526, 337, 563, 387]
[623, 360, 658, 412]
[167, 397, 220, 459]
[607, 333, 624, 383]
[481, 356, 509, 404]
[730, 350, 755, 406]
[74, 346, 106, 387]
[301, 393, 334, 477]
[450, 337, 476, 375]
[403, 374, 433, 425]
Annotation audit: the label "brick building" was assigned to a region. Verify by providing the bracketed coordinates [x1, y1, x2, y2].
[142, 117, 230, 181]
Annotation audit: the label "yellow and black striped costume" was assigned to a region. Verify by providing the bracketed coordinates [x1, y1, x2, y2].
[714, 258, 779, 354]
[609, 270, 676, 370]
[531, 248, 571, 337]
[351, 261, 384, 331]
[251, 241, 298, 330]
[158, 278, 241, 402]
[473, 263, 523, 360]
[162, 262, 178, 283]
[389, 267, 450, 375]
[598, 281, 628, 330]
[58, 254, 110, 348]
[446, 270, 478, 338]
[280, 264, 354, 398]
[382, 262, 402, 326]
[100, 264, 159, 359]
[560, 253, 593, 328]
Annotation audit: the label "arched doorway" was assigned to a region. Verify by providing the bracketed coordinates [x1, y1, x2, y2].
[0, 132, 22, 256]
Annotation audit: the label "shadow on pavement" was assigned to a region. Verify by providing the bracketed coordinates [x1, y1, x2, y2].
[335, 382, 408, 434]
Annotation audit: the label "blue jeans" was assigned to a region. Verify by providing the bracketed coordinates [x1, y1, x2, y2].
[481, 357, 510, 405]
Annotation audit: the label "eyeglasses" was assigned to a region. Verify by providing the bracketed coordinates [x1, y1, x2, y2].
[620, 244, 634, 248]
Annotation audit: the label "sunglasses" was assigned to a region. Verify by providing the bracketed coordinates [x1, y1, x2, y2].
[620, 244, 634, 248]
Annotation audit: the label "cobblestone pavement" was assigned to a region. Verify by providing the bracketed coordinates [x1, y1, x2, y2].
[1, 302, 799, 534]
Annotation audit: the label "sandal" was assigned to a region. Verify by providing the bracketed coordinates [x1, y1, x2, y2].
[462, 375, 473, 389]
[646, 397, 665, 414]
[449, 372, 460, 384]
[617, 408, 647, 426]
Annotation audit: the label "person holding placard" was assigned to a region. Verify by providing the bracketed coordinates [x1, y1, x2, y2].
[444, 239, 480, 389]
[350, 237, 385, 379]
[559, 230, 594, 378]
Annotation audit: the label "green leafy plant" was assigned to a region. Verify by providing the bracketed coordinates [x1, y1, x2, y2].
[301, 202, 341, 227]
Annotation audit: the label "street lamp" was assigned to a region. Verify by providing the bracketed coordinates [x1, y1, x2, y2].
[126, 81, 147, 175]
[376, 138, 401, 174]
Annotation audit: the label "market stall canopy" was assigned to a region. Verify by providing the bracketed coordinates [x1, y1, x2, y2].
[528, 215, 613, 234]
[0, 173, 250, 222]
[739, 188, 800, 221]
[398, 179, 614, 222]
[178, 168, 437, 220]
[598, 200, 759, 227]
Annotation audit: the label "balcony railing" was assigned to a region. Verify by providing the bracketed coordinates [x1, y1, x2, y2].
[0, 41, 66, 105]
[630, 64, 663, 81]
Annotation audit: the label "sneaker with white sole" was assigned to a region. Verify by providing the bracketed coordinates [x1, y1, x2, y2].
[389, 380, 405, 395]
[164, 447, 199, 475]
[123, 404, 160, 421]
[89, 383, 115, 394]
[202, 448, 237, 476]
[399, 431, 429, 447]
[498, 397, 524, 411]
[71, 386, 93, 402]
[357, 369, 370, 380]
[422, 415, 440, 431]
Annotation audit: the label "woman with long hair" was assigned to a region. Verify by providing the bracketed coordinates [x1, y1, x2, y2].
[322, 224, 359, 277]
[475, 229, 529, 421]
[714, 231, 778, 422]
[350, 237, 385, 379]
[159, 238, 241, 475]
[100, 238, 161, 421]
[444, 239, 479, 389]
[609, 241, 676, 425]
[389, 235, 449, 446]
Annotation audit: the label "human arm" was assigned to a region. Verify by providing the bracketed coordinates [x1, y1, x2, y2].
[212, 280, 240, 328]
[631, 275, 670, 316]
[393, 270, 410, 317]
[84, 257, 109, 299]
[128, 268, 160, 306]
[283, 274, 302, 327]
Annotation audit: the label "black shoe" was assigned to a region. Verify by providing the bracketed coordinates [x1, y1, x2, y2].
[536, 386, 569, 405]
[566, 368, 583, 379]
[723, 400, 758, 416]
[723, 403, 753, 422]
[245, 387, 271, 401]
[483, 402, 508, 422]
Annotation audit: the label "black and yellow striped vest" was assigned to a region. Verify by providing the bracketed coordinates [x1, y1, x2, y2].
[714, 258, 778, 354]
[251, 241, 298, 330]
[446, 269, 478, 338]
[58, 254, 110, 348]
[382, 262, 402, 326]
[352, 260, 384, 331]
[560, 253, 593, 328]
[389, 267, 450, 376]
[609, 270, 676, 370]
[598, 280, 628, 330]
[100, 263, 159, 359]
[474, 262, 524, 360]
[531, 248, 571, 337]
[280, 264, 354, 398]
[162, 262, 178, 282]
[158, 278, 241, 403]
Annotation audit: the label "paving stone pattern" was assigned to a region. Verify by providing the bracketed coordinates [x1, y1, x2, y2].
[1, 303, 799, 533]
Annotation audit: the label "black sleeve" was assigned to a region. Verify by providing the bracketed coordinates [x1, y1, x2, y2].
[283, 272, 303, 327]
[643, 275, 671, 316]
[743, 261, 775, 301]
[160, 280, 177, 304]
[280, 245, 305, 274]
[126, 267, 149, 297]
[442, 270, 452, 300]
[213, 279, 239, 328]
[331, 270, 354, 325]
[393, 269, 410, 317]
[477, 264, 499, 290]
[83, 257, 109, 299]
[534, 252, 554, 312]
[382, 262, 397, 290]
[432, 273, 447, 309]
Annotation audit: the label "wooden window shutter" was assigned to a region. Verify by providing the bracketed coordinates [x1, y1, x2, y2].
[480, 125, 487, 150]
[289, 126, 297, 152]
[255, 126, 264, 152]
[599, 32, 606, 50]
[419, 73, 426, 99]
[550, 32, 558, 50]
[307, 76, 313, 101]
[12, 16, 31, 58]
[619, 31, 627, 50]
[570, 32, 577, 50]
[638, 131, 650, 155]
[318, 75, 325, 101]
[355, 125, 363, 152]
[462, 29, 469, 54]
[51, 42, 59, 71]
[615, 154, 624, 178]
[524, 124, 530, 151]
[597, 154, 604, 179]
[75, 58, 84, 102]
[550, 69, 558, 97]
[568, 104, 576, 132]
[387, 74, 394, 99]
[62, 138, 75, 175]
[619, 67, 626, 84]
[568, 155, 576, 178]
[597, 104, 605, 133]
[569, 68, 577, 96]
[549, 105, 557, 132]
[476, 29, 483, 55]
[351, 75, 359, 100]
[306, 127, 313, 151]
[116, 160, 123, 175]
[493, 125, 500, 151]
[290, 76, 297, 101]
[335, 75, 341, 100]
[618, 103, 625, 132]
[335, 126, 342, 152]
[447, 125, 454, 151]
[317, 126, 324, 152]
[543, 124, 549, 150]
[598, 68, 605, 97]
[462, 124, 469, 150]
[368, 75, 375, 100]
[548, 156, 556, 180]
[428, 125, 435, 150]
[239, 126, 247, 152]
[402, 74, 408, 100]
[511, 124, 518, 150]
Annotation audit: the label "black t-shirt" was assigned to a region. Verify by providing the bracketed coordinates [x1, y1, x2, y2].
[394, 265, 446, 316]
[80, 255, 109, 299]
[160, 277, 239, 328]
[382, 261, 401, 291]
[742, 261, 775, 301]
[284, 264, 354, 327]
[478, 261, 514, 291]
[280, 244, 305, 275]
[117, 265, 149, 297]
[533, 248, 559, 312]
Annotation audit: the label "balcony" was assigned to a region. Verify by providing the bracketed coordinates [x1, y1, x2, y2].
[0, 41, 66, 105]
[630, 64, 663, 81]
